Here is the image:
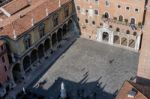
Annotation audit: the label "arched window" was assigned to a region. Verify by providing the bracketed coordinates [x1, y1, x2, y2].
[126, 30, 130, 34]
[102, 32, 109, 41]
[64, 6, 69, 18]
[104, 12, 109, 18]
[116, 28, 120, 32]
[131, 18, 135, 24]
[39, 23, 45, 38]
[24, 34, 31, 49]
[53, 13, 59, 27]
[119, 15, 123, 21]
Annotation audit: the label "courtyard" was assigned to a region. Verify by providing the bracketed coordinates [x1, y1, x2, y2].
[30, 38, 139, 99]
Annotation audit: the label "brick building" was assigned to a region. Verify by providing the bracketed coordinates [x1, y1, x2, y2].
[0, 0, 150, 98]
[74, 0, 150, 85]
[0, 40, 11, 97]
[0, 0, 78, 95]
[74, 0, 145, 52]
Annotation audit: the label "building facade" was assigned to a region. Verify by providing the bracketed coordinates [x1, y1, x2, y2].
[75, 0, 145, 51]
[137, 0, 150, 85]
[0, 0, 78, 93]
[0, 40, 11, 96]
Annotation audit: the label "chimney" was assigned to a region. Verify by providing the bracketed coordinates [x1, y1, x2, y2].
[13, 29, 17, 39]
[12, 22, 17, 39]
[31, 14, 34, 26]
[59, 0, 61, 7]
[46, 8, 48, 16]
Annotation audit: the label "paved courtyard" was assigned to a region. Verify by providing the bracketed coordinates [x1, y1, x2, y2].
[30, 38, 139, 99]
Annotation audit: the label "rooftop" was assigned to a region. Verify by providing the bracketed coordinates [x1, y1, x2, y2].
[30, 38, 139, 98]
[116, 81, 149, 99]
[0, 0, 70, 39]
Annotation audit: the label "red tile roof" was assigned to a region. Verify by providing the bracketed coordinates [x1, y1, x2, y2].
[1, 0, 30, 16]
[116, 81, 149, 99]
[0, 0, 70, 39]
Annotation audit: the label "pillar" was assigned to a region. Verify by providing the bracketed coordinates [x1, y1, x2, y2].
[135, 34, 141, 51]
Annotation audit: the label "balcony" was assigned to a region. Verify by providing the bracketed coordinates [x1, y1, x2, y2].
[101, 15, 143, 30]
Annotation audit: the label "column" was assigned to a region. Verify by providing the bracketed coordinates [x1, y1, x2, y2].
[96, 28, 102, 42]
[135, 34, 141, 51]
[109, 31, 114, 45]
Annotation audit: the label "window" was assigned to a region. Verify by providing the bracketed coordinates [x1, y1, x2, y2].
[64, 6, 69, 18]
[105, 0, 110, 6]
[109, 25, 112, 28]
[24, 34, 31, 49]
[133, 32, 137, 36]
[95, 10, 98, 15]
[135, 8, 139, 12]
[118, 5, 121, 8]
[126, 7, 130, 10]
[85, 19, 88, 23]
[4, 66, 7, 72]
[104, 12, 109, 18]
[92, 21, 95, 25]
[39, 23, 45, 38]
[86, 9, 88, 15]
[77, 6, 80, 13]
[2, 56, 5, 63]
[126, 30, 130, 34]
[119, 15, 123, 21]
[1, 45, 3, 50]
[53, 13, 59, 27]
[116, 28, 120, 32]
[100, 23, 103, 26]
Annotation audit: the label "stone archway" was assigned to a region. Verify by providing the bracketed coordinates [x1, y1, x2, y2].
[30, 49, 38, 64]
[57, 29, 63, 42]
[23, 55, 30, 71]
[102, 32, 109, 42]
[62, 24, 67, 36]
[44, 38, 51, 52]
[121, 37, 127, 46]
[129, 39, 135, 48]
[38, 44, 44, 59]
[12, 63, 21, 83]
[52, 33, 57, 47]
[114, 35, 120, 44]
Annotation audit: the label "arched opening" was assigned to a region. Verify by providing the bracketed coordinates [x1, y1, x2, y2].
[62, 24, 67, 36]
[119, 15, 123, 21]
[121, 37, 127, 46]
[131, 18, 135, 24]
[52, 33, 57, 47]
[68, 19, 73, 31]
[102, 32, 109, 42]
[104, 12, 109, 18]
[44, 38, 50, 52]
[113, 35, 120, 44]
[12, 63, 21, 83]
[57, 29, 63, 42]
[23, 56, 30, 71]
[129, 39, 135, 48]
[30, 49, 38, 64]
[38, 44, 44, 59]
